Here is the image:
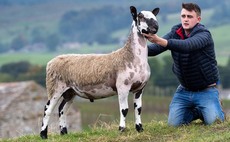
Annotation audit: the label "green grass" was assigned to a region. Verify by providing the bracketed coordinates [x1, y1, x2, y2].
[0, 43, 120, 66]
[2, 119, 230, 142]
[0, 52, 56, 66]
[211, 24, 230, 52]
[75, 95, 170, 130]
[1, 95, 230, 141]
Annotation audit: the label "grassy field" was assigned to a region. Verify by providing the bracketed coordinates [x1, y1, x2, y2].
[0, 52, 56, 66]
[2, 120, 230, 142]
[71, 95, 230, 130]
[74, 95, 171, 130]
[1, 95, 230, 141]
[0, 44, 119, 66]
[0, 46, 229, 67]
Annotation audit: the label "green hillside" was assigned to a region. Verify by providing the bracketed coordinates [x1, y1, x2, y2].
[0, 0, 229, 66]
[0, 1, 76, 43]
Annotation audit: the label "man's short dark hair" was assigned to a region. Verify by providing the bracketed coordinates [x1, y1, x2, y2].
[182, 3, 201, 16]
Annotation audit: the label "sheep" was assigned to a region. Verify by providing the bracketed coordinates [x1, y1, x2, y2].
[40, 6, 159, 139]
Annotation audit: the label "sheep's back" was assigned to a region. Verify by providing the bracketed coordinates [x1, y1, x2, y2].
[46, 49, 133, 87]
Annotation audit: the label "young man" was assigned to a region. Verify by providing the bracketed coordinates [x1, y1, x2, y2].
[143, 3, 225, 126]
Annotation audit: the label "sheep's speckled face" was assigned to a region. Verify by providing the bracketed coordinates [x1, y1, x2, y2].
[137, 11, 159, 34]
[130, 6, 160, 35]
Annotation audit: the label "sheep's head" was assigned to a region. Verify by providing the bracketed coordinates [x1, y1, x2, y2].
[130, 6, 159, 35]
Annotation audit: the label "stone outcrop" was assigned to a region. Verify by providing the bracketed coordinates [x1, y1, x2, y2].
[0, 81, 81, 138]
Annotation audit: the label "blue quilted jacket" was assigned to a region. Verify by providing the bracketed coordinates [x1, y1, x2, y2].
[148, 23, 219, 91]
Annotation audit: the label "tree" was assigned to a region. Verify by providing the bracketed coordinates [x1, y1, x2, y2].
[219, 56, 230, 88]
[17, 65, 46, 86]
[31, 27, 46, 43]
[154, 56, 178, 87]
[58, 6, 129, 44]
[0, 61, 46, 86]
[0, 42, 9, 53]
[46, 33, 60, 51]
[211, 0, 230, 26]
[10, 35, 27, 51]
[0, 61, 31, 77]
[148, 57, 162, 85]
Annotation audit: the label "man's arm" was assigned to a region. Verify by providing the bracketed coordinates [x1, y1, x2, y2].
[166, 30, 213, 53]
[143, 34, 168, 47]
[145, 32, 172, 56]
[144, 29, 213, 54]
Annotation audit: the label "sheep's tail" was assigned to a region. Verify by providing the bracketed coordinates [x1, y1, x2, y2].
[46, 61, 57, 100]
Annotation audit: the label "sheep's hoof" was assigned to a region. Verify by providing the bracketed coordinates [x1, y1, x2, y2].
[40, 131, 48, 139]
[136, 124, 144, 132]
[60, 127, 68, 135]
[119, 126, 126, 132]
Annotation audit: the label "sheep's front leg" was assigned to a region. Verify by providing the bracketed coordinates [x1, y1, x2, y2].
[58, 98, 74, 135]
[117, 89, 129, 132]
[134, 89, 144, 132]
[40, 94, 61, 139]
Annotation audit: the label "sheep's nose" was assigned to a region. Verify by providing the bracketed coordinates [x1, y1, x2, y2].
[147, 27, 158, 34]
[142, 29, 149, 34]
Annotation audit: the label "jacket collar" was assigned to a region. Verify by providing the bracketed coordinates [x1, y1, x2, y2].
[176, 26, 185, 39]
[176, 23, 201, 39]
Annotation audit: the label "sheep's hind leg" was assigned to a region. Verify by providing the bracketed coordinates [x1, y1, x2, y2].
[134, 89, 144, 132]
[59, 88, 75, 135]
[59, 98, 74, 135]
[40, 94, 62, 139]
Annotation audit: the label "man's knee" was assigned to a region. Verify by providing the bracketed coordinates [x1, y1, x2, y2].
[168, 115, 183, 127]
[203, 112, 225, 125]
[168, 121, 181, 127]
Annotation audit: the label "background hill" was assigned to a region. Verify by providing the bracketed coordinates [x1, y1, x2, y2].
[0, 0, 229, 64]
[0, 0, 230, 88]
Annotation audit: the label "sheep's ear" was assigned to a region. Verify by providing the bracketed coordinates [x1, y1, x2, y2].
[152, 8, 160, 16]
[130, 6, 137, 21]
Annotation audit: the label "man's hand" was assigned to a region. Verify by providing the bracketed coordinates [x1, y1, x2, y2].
[142, 33, 158, 43]
[142, 33, 168, 47]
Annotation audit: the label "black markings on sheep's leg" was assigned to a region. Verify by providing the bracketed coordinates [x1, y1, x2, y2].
[134, 103, 137, 109]
[60, 127, 68, 135]
[136, 123, 144, 132]
[44, 100, 50, 114]
[40, 126, 48, 139]
[59, 99, 66, 117]
[138, 107, 142, 115]
[119, 108, 128, 132]
[119, 126, 126, 132]
[135, 90, 142, 99]
[122, 108, 128, 117]
[40, 100, 50, 139]
[59, 99, 68, 135]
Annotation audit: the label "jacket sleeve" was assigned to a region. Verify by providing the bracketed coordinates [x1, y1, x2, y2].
[166, 29, 213, 53]
[148, 32, 173, 56]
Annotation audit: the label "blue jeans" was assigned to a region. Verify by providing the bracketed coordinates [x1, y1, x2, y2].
[168, 85, 225, 126]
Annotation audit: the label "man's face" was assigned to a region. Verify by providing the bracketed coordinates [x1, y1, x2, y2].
[181, 8, 201, 31]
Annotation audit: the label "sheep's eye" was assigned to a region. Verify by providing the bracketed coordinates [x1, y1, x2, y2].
[138, 13, 144, 18]
[138, 13, 146, 23]
[138, 13, 144, 19]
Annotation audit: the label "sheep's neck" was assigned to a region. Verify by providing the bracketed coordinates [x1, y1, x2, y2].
[130, 24, 148, 61]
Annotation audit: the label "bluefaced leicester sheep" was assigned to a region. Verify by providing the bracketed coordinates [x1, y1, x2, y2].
[40, 6, 159, 139]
